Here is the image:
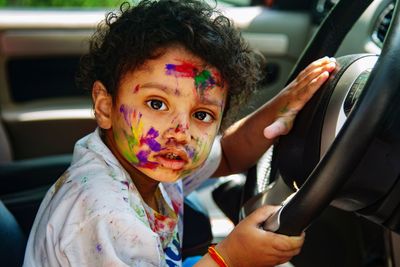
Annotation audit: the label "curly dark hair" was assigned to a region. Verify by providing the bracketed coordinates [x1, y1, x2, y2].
[76, 0, 264, 128]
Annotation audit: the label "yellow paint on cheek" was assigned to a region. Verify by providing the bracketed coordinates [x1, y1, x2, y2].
[118, 105, 146, 164]
[131, 114, 144, 142]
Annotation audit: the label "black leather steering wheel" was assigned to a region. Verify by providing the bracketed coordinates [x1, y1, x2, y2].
[242, 0, 400, 236]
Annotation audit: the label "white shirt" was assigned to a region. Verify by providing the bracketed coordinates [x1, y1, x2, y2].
[23, 128, 221, 267]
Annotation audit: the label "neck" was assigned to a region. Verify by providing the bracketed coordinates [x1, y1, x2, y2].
[102, 128, 160, 210]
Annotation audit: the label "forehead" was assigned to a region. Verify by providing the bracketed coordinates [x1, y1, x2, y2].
[122, 46, 227, 98]
[140, 47, 219, 79]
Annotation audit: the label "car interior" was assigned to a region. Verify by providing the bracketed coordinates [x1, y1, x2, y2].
[1, 0, 400, 266]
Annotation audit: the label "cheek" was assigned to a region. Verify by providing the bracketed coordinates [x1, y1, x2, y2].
[118, 105, 144, 143]
[114, 105, 164, 164]
[189, 132, 215, 164]
[139, 127, 162, 152]
[111, 107, 144, 164]
[117, 104, 163, 143]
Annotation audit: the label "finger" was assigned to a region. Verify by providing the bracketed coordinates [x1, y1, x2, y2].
[272, 233, 305, 251]
[298, 71, 330, 101]
[275, 257, 293, 266]
[264, 71, 331, 140]
[286, 71, 330, 114]
[270, 246, 303, 260]
[272, 244, 303, 256]
[296, 62, 335, 90]
[287, 60, 335, 100]
[297, 56, 329, 77]
[246, 205, 281, 225]
[298, 57, 336, 78]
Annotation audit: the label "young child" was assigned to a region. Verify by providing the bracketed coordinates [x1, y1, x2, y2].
[23, 1, 336, 266]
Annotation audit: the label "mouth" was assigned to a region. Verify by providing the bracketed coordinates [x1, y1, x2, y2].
[164, 152, 182, 160]
[155, 149, 189, 171]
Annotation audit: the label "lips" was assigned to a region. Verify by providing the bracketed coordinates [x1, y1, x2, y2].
[155, 148, 189, 171]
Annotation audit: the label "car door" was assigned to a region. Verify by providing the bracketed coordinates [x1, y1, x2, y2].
[0, 8, 101, 234]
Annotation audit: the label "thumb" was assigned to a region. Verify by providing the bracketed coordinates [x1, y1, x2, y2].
[263, 118, 293, 139]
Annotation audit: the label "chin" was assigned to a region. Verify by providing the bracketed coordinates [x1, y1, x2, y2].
[141, 168, 185, 183]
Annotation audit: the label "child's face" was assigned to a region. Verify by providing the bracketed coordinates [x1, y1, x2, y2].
[109, 47, 227, 183]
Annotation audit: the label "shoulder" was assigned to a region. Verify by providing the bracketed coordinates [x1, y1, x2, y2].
[37, 208, 161, 267]
[29, 163, 161, 265]
[37, 153, 141, 240]
[49, 157, 139, 226]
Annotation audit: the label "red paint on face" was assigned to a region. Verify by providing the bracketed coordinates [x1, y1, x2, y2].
[174, 62, 197, 77]
[174, 123, 189, 133]
[133, 84, 140, 93]
[211, 70, 223, 86]
[165, 61, 197, 78]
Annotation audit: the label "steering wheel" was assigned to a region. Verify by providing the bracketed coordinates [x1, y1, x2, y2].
[242, 0, 400, 236]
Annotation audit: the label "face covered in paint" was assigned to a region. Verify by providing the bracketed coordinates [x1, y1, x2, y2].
[109, 46, 227, 183]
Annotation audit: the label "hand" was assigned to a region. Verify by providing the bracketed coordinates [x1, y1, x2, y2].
[215, 205, 305, 267]
[264, 57, 336, 139]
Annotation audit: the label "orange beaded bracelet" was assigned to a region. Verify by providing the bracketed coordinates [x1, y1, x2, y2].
[208, 245, 228, 267]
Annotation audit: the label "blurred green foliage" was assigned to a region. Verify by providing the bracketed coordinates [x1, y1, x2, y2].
[0, 0, 127, 7]
[0, 0, 246, 8]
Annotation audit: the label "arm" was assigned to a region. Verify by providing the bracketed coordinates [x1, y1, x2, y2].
[214, 57, 336, 176]
[194, 205, 305, 267]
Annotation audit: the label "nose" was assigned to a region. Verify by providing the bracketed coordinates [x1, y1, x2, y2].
[163, 121, 191, 145]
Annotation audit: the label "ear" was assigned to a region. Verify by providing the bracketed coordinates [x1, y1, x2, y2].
[92, 81, 113, 129]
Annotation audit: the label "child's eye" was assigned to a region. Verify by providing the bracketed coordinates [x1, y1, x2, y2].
[146, 100, 168, 111]
[193, 111, 214, 123]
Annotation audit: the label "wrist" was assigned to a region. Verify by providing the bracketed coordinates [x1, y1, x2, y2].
[208, 244, 229, 267]
[213, 242, 235, 267]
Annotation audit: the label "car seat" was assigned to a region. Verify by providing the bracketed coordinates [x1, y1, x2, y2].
[0, 118, 71, 235]
[0, 199, 26, 267]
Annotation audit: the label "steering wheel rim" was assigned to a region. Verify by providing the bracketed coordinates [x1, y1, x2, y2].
[243, 0, 400, 236]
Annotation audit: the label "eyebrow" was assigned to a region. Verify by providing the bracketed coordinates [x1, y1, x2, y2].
[140, 82, 223, 107]
[140, 82, 176, 95]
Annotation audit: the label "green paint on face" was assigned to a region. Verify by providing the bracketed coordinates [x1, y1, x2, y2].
[125, 132, 138, 149]
[192, 154, 200, 163]
[122, 131, 139, 163]
[122, 150, 139, 164]
[194, 69, 216, 92]
[192, 136, 205, 163]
